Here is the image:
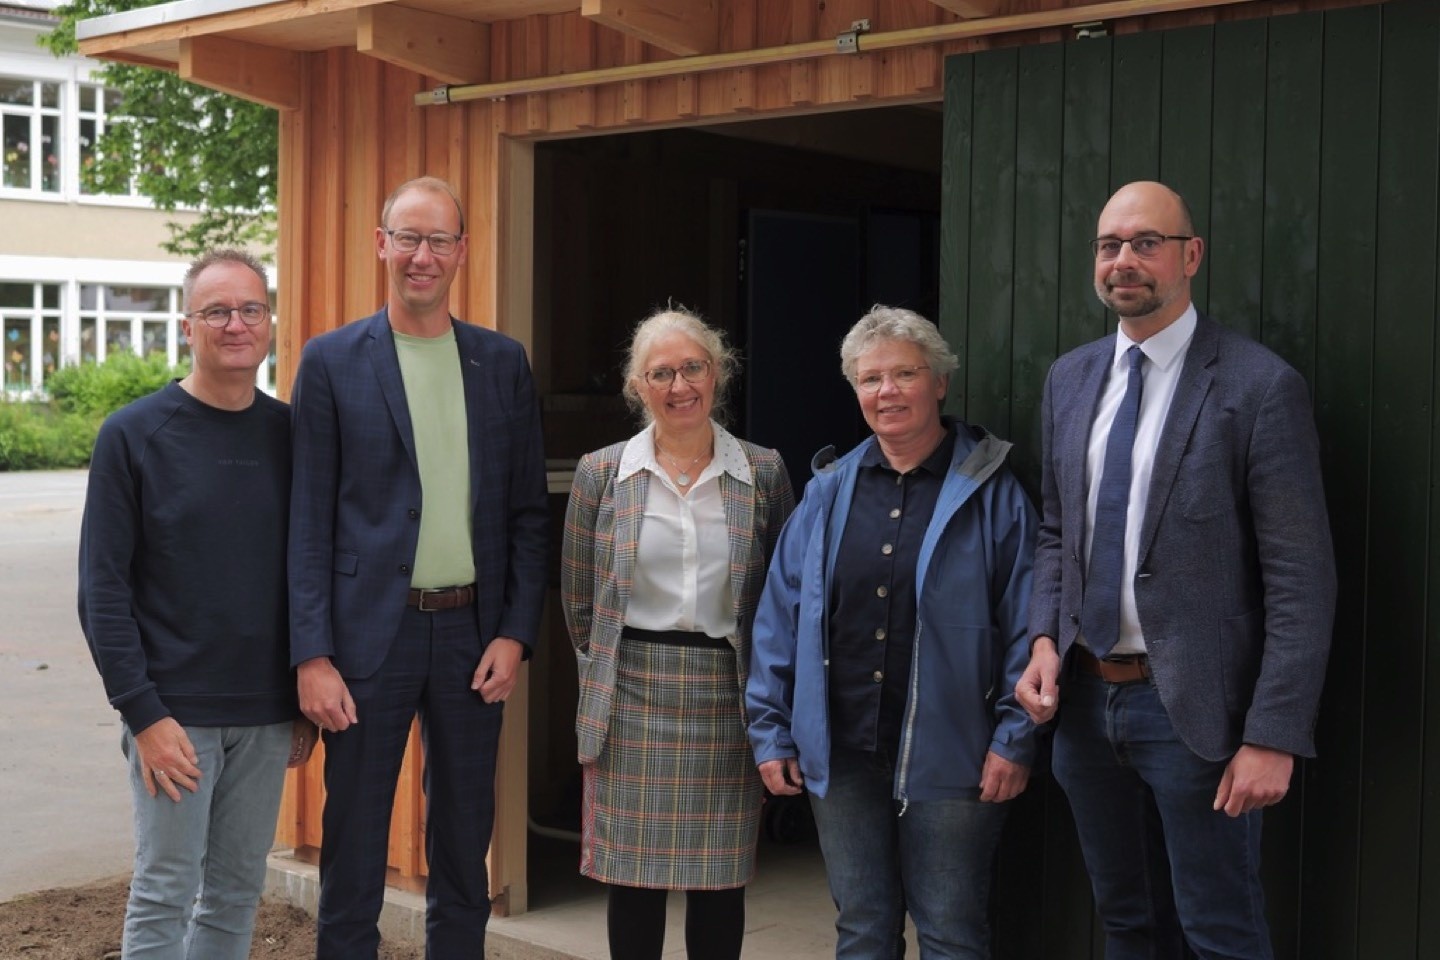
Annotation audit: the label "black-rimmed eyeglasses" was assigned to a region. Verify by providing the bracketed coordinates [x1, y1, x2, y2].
[188, 302, 271, 328]
[1091, 233, 1193, 261]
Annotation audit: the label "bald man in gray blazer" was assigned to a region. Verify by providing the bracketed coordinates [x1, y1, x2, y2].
[1017, 181, 1336, 960]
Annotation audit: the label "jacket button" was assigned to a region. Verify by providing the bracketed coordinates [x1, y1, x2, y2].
[872, 671, 884, 683]
[408, 509, 419, 519]
[399, 564, 410, 574]
[1069, 613, 1079, 624]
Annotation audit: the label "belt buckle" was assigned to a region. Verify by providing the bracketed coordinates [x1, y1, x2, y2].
[416, 588, 446, 612]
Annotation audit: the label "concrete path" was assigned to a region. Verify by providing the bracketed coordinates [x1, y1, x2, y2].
[0, 469, 134, 900]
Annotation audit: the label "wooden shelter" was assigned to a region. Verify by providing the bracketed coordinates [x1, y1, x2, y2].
[80, 0, 1440, 955]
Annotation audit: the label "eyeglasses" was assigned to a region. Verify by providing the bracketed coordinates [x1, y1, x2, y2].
[1091, 233, 1193, 261]
[643, 359, 712, 388]
[855, 365, 930, 394]
[188, 302, 270, 328]
[384, 229, 462, 256]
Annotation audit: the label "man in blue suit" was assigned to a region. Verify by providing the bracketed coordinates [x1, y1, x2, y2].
[1017, 181, 1335, 959]
[289, 176, 549, 959]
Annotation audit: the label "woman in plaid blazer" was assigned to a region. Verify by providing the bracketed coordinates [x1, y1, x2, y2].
[562, 306, 794, 960]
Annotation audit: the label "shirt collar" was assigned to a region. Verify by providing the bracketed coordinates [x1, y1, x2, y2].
[860, 419, 956, 476]
[616, 421, 753, 485]
[1115, 302, 1197, 373]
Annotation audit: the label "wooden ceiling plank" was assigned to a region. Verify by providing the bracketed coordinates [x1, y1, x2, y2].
[180, 35, 301, 110]
[926, 0, 1007, 16]
[580, 0, 719, 57]
[357, 5, 490, 85]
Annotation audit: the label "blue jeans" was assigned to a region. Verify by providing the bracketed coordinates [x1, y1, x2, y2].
[122, 721, 291, 960]
[1053, 673, 1271, 960]
[808, 747, 1008, 960]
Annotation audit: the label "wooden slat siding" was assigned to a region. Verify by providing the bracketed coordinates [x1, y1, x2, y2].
[1157, 25, 1213, 312]
[996, 43, 1065, 960]
[1255, 16, 1323, 952]
[1009, 41, 1064, 496]
[1303, 7, 1380, 955]
[966, 47, 1019, 437]
[1108, 32, 1162, 190]
[1362, 3, 1438, 955]
[346, 51, 384, 327]
[1259, 12, 1321, 377]
[939, 54, 973, 412]
[1206, 18, 1266, 342]
[1423, 8, 1440, 958]
[1058, 40, 1110, 353]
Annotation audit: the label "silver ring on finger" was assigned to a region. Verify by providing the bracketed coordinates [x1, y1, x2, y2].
[154, 769, 168, 779]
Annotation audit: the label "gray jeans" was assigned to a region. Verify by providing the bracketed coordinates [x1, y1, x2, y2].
[121, 721, 291, 960]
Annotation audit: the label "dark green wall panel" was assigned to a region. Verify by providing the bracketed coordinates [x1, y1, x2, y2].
[940, 2, 1440, 956]
[1159, 26, 1215, 312]
[1303, 6, 1381, 956]
[967, 48, 1020, 438]
[1208, 19, 1267, 342]
[1359, 3, 1438, 956]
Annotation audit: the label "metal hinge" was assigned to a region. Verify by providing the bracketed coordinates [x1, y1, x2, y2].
[428, 85, 452, 105]
[837, 19, 871, 55]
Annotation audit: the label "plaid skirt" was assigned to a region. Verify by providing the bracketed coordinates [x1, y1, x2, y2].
[580, 636, 763, 889]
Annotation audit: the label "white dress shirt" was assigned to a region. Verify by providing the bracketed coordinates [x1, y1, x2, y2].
[616, 421, 752, 639]
[1083, 304, 1197, 655]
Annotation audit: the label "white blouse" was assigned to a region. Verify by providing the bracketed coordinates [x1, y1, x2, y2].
[616, 421, 753, 639]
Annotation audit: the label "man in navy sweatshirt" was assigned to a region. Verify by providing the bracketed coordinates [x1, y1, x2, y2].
[78, 248, 315, 960]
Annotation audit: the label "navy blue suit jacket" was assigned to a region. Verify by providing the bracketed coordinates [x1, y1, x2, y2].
[1028, 314, 1336, 761]
[288, 308, 549, 680]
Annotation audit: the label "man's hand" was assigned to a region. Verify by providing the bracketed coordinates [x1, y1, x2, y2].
[133, 717, 201, 802]
[979, 750, 1030, 803]
[1016, 635, 1063, 724]
[1214, 744, 1294, 817]
[758, 758, 804, 796]
[288, 717, 320, 767]
[298, 657, 357, 732]
[472, 637, 524, 703]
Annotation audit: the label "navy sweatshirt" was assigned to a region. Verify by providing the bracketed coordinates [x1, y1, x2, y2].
[78, 380, 297, 733]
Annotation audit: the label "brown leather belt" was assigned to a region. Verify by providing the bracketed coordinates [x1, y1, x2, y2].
[1074, 646, 1151, 684]
[406, 584, 475, 612]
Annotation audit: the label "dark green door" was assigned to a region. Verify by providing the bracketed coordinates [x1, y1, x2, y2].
[940, 2, 1440, 956]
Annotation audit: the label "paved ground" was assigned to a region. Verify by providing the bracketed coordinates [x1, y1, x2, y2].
[0, 469, 134, 900]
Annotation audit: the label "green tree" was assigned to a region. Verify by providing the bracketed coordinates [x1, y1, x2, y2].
[43, 0, 277, 258]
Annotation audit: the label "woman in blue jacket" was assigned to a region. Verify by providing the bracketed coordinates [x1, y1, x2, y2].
[746, 306, 1038, 960]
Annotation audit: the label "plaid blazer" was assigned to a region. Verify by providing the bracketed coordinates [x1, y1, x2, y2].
[562, 427, 795, 764]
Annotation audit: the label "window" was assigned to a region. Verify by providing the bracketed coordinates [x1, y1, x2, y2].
[1, 282, 62, 394]
[77, 84, 139, 197]
[79, 283, 181, 368]
[1, 77, 62, 194]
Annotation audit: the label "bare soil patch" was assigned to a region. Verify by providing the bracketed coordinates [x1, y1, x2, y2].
[0, 877, 421, 959]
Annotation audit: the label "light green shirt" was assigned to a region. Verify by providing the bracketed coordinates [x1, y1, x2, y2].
[393, 328, 475, 589]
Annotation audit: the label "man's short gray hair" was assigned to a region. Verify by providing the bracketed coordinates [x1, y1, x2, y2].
[182, 249, 269, 311]
[622, 305, 738, 425]
[839, 305, 960, 384]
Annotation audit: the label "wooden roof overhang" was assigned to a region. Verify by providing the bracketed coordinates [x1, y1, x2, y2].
[77, 0, 1261, 114]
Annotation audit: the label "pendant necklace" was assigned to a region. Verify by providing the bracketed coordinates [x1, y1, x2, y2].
[657, 443, 707, 487]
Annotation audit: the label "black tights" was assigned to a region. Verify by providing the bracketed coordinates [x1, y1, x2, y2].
[606, 883, 745, 960]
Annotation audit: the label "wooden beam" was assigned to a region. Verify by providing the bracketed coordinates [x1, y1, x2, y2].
[357, 6, 489, 85]
[179, 36, 300, 110]
[423, 0, 1258, 105]
[926, 0, 1008, 17]
[581, 0, 719, 57]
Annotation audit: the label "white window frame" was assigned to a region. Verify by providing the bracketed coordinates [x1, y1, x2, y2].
[0, 280, 62, 398]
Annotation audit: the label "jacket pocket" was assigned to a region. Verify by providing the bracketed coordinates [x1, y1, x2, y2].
[333, 551, 359, 576]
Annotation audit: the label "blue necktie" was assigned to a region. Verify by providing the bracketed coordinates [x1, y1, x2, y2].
[1082, 345, 1144, 658]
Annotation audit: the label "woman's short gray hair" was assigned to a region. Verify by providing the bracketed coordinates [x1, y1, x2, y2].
[839, 305, 960, 384]
[621, 305, 739, 424]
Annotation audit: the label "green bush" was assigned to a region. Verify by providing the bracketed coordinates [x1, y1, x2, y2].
[0, 354, 188, 471]
[0, 402, 98, 470]
[48, 352, 185, 418]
